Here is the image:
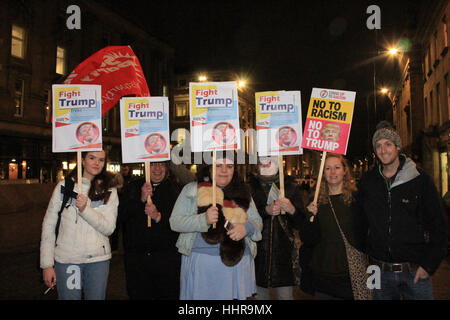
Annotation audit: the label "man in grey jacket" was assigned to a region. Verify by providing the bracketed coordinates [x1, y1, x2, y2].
[355, 121, 448, 300]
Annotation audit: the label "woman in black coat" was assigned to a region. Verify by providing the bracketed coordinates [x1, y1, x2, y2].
[248, 156, 304, 300]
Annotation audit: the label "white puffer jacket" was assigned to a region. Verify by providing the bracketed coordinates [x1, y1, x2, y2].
[40, 178, 119, 269]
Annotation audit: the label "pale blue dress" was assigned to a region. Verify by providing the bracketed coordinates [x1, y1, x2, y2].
[180, 227, 256, 300]
[169, 181, 262, 300]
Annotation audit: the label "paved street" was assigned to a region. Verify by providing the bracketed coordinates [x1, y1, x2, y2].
[1, 244, 449, 300]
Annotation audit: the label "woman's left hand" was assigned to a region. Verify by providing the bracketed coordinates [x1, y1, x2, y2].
[227, 223, 247, 241]
[76, 194, 88, 212]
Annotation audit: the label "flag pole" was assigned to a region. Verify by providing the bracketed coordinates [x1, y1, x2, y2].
[77, 152, 82, 194]
[212, 150, 217, 229]
[278, 154, 285, 214]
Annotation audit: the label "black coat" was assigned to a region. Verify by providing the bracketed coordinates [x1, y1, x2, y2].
[248, 174, 303, 288]
[354, 156, 448, 276]
[118, 177, 181, 254]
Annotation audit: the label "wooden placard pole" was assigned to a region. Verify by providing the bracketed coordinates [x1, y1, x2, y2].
[212, 150, 217, 229]
[77, 152, 82, 195]
[278, 154, 285, 214]
[145, 162, 152, 228]
[313, 151, 327, 205]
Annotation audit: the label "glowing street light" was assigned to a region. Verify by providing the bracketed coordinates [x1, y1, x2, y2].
[388, 47, 399, 55]
[380, 87, 389, 94]
[198, 75, 207, 82]
[238, 80, 246, 88]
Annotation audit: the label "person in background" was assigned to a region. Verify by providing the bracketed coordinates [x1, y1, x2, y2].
[354, 121, 448, 300]
[110, 164, 134, 252]
[118, 161, 182, 300]
[247, 156, 303, 300]
[40, 150, 119, 300]
[170, 151, 263, 300]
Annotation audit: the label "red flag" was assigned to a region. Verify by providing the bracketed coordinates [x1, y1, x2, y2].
[63, 46, 150, 116]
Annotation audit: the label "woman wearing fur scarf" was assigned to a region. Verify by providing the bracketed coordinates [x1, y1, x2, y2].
[169, 152, 263, 300]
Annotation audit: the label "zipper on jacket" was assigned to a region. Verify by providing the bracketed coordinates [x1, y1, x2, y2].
[386, 186, 392, 258]
[380, 165, 393, 258]
[268, 216, 274, 286]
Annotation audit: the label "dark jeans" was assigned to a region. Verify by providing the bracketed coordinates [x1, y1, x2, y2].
[374, 267, 433, 300]
[124, 250, 181, 300]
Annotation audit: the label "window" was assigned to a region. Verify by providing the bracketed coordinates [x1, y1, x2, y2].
[436, 82, 442, 125]
[14, 79, 24, 117]
[443, 16, 448, 48]
[430, 90, 434, 125]
[445, 73, 450, 121]
[11, 25, 26, 59]
[56, 46, 66, 75]
[434, 31, 439, 60]
[175, 102, 188, 119]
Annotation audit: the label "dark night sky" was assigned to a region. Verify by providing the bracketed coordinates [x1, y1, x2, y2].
[105, 0, 426, 160]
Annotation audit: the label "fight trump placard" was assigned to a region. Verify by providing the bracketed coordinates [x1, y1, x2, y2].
[255, 90, 303, 156]
[52, 84, 102, 153]
[120, 97, 170, 163]
[189, 81, 240, 152]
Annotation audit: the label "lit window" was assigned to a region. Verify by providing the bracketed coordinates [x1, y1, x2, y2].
[443, 16, 448, 48]
[14, 79, 24, 117]
[56, 46, 66, 75]
[175, 102, 188, 119]
[11, 25, 26, 58]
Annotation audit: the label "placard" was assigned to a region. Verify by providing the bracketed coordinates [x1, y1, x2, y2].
[255, 90, 303, 156]
[52, 84, 102, 152]
[301, 88, 356, 154]
[120, 97, 170, 163]
[189, 81, 240, 152]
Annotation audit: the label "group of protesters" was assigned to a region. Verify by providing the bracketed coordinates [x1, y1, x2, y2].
[39, 121, 449, 300]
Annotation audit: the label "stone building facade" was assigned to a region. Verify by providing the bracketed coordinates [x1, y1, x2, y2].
[391, 0, 450, 196]
[0, 0, 174, 183]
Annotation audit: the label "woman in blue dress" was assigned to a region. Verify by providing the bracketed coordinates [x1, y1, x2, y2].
[170, 152, 262, 300]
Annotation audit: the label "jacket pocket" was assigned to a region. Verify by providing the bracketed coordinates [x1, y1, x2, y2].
[399, 194, 419, 217]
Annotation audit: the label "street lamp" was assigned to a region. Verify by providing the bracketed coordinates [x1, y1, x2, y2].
[380, 87, 389, 94]
[388, 48, 399, 55]
[372, 46, 400, 126]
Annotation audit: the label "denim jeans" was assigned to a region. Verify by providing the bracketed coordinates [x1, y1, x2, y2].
[255, 285, 294, 300]
[54, 260, 110, 300]
[373, 267, 434, 300]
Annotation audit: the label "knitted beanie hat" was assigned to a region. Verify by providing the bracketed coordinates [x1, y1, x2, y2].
[372, 121, 402, 151]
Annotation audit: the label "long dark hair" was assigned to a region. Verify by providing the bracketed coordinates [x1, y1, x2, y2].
[196, 152, 250, 210]
[69, 150, 116, 204]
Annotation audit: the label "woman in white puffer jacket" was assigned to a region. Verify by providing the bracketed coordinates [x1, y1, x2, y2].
[40, 150, 119, 300]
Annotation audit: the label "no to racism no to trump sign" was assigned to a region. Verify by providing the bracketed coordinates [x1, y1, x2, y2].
[301, 88, 356, 155]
